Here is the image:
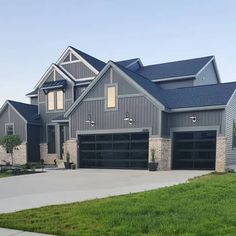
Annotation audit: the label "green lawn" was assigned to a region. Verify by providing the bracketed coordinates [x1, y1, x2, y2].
[0, 173, 235, 236]
[0, 172, 14, 178]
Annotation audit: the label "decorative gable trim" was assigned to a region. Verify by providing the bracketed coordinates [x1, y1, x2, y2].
[65, 61, 165, 118]
[56, 46, 100, 75]
[34, 64, 75, 90]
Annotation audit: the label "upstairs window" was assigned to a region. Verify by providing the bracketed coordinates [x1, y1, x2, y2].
[5, 124, 14, 136]
[106, 85, 117, 110]
[47, 90, 64, 111]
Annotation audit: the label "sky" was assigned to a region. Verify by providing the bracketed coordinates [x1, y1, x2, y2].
[0, 0, 235, 105]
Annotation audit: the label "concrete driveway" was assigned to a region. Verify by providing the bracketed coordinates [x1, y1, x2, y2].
[0, 169, 210, 213]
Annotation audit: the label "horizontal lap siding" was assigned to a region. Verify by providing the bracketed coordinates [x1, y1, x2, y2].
[225, 92, 236, 167]
[70, 96, 160, 137]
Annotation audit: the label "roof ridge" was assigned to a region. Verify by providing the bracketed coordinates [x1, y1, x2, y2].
[142, 55, 214, 68]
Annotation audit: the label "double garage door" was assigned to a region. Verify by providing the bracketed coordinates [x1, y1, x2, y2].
[78, 132, 149, 169]
[172, 131, 216, 170]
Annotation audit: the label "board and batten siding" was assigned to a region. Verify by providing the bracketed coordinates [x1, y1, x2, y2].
[225, 91, 236, 168]
[0, 104, 26, 141]
[62, 62, 96, 79]
[194, 61, 218, 86]
[164, 109, 225, 137]
[38, 70, 73, 142]
[69, 67, 161, 138]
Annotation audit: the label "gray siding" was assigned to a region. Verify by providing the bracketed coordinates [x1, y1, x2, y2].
[157, 79, 194, 89]
[38, 69, 73, 142]
[163, 110, 224, 137]
[0, 105, 26, 141]
[70, 66, 161, 138]
[225, 91, 236, 168]
[30, 97, 38, 106]
[194, 61, 218, 86]
[75, 85, 88, 100]
[62, 62, 96, 79]
[70, 96, 160, 138]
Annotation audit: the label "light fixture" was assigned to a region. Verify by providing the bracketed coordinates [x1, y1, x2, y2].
[124, 112, 130, 121]
[190, 116, 197, 123]
[85, 114, 95, 127]
[124, 112, 133, 125]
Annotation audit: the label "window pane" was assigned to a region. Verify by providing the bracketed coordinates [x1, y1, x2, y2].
[107, 86, 116, 108]
[48, 125, 56, 154]
[47, 91, 55, 110]
[56, 90, 64, 110]
[6, 125, 14, 136]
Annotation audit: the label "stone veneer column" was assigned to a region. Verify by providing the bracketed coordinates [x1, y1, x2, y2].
[148, 138, 172, 170]
[40, 143, 57, 164]
[63, 139, 78, 166]
[215, 136, 226, 172]
[0, 143, 27, 165]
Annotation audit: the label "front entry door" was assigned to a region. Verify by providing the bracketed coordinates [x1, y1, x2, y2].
[59, 126, 65, 159]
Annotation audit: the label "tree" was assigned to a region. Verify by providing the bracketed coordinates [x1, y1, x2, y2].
[0, 135, 22, 166]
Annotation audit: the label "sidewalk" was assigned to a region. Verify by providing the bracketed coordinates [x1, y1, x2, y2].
[0, 227, 54, 236]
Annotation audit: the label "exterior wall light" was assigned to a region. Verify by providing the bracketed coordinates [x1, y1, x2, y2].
[85, 114, 95, 127]
[190, 116, 197, 123]
[124, 112, 133, 125]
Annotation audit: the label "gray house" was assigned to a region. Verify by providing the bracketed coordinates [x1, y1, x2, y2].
[0, 46, 236, 171]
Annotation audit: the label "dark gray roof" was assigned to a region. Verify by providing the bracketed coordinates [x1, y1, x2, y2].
[41, 80, 67, 90]
[116, 58, 140, 67]
[26, 89, 38, 96]
[165, 82, 236, 109]
[8, 100, 41, 124]
[114, 62, 169, 107]
[115, 62, 236, 109]
[70, 46, 106, 72]
[136, 56, 214, 81]
[52, 115, 69, 122]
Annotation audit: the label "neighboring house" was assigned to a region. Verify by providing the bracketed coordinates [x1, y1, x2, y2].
[0, 46, 235, 171]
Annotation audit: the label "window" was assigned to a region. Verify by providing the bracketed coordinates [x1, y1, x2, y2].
[48, 125, 56, 154]
[106, 85, 117, 109]
[232, 121, 236, 148]
[56, 91, 64, 110]
[47, 90, 64, 111]
[47, 91, 55, 110]
[5, 124, 14, 136]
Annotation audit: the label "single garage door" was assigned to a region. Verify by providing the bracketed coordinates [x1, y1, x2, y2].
[79, 132, 149, 169]
[172, 131, 216, 170]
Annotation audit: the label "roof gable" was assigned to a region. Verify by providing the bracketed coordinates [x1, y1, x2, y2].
[65, 61, 166, 117]
[0, 100, 40, 124]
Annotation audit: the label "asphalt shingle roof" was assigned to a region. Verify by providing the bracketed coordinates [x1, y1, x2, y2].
[165, 82, 236, 109]
[115, 62, 236, 109]
[41, 80, 67, 90]
[8, 100, 41, 124]
[136, 56, 214, 81]
[70, 46, 106, 72]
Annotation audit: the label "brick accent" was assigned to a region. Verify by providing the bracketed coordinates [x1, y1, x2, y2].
[63, 139, 77, 166]
[149, 138, 172, 170]
[40, 143, 57, 164]
[0, 143, 27, 165]
[215, 136, 226, 172]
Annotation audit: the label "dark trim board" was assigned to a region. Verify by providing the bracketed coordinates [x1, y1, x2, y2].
[78, 132, 149, 169]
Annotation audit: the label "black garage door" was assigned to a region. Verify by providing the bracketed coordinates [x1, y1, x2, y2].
[79, 132, 149, 169]
[173, 131, 216, 170]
